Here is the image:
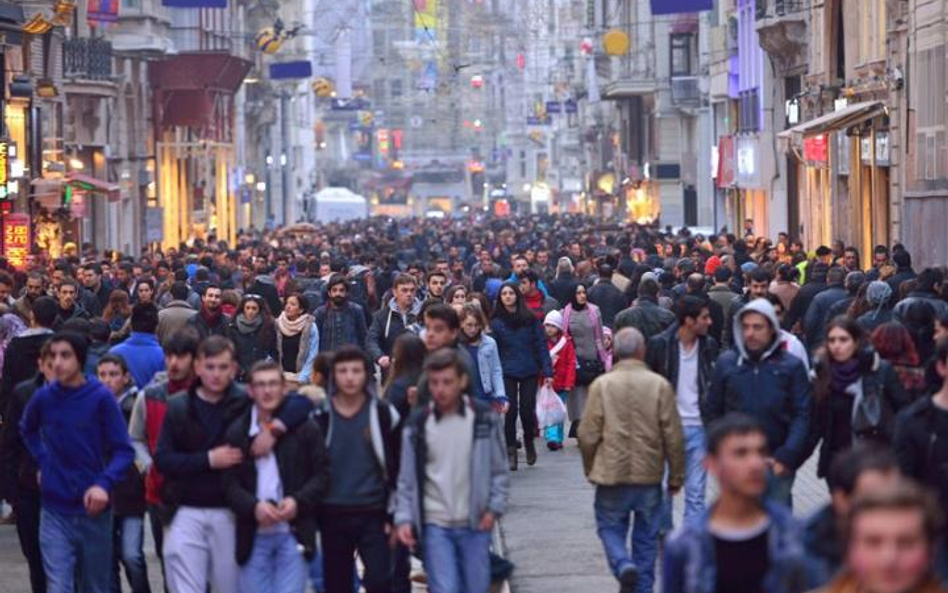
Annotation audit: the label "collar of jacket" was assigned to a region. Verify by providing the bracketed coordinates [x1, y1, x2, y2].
[613, 358, 647, 371]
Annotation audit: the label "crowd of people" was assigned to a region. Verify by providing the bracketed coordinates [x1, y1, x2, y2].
[0, 212, 945, 593]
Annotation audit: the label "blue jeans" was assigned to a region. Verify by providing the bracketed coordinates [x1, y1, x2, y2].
[661, 425, 707, 530]
[765, 467, 796, 509]
[40, 507, 113, 593]
[543, 390, 569, 444]
[423, 524, 491, 593]
[594, 484, 662, 593]
[240, 531, 307, 593]
[112, 515, 151, 593]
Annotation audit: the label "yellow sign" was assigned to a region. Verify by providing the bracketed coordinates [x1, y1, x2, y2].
[0, 143, 8, 188]
[602, 29, 630, 56]
[413, 0, 437, 29]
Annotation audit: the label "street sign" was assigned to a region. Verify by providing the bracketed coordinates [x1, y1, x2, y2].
[546, 101, 562, 114]
[527, 116, 552, 126]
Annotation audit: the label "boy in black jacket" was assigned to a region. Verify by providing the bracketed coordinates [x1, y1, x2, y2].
[223, 360, 329, 593]
[155, 336, 312, 593]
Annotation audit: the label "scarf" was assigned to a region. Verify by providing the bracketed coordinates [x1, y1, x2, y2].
[548, 336, 568, 365]
[830, 358, 862, 395]
[235, 313, 263, 335]
[277, 312, 310, 336]
[200, 305, 221, 326]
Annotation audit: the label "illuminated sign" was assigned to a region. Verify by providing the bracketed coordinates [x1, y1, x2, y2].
[0, 142, 8, 197]
[803, 134, 828, 164]
[3, 213, 30, 270]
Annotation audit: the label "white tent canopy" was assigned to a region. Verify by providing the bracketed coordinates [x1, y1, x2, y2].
[313, 187, 368, 222]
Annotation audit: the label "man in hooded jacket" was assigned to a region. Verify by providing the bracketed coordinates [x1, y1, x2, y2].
[703, 299, 813, 507]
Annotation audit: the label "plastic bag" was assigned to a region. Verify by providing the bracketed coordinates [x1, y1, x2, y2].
[536, 385, 567, 429]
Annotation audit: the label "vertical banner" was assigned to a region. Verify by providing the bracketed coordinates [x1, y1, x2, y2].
[3, 212, 30, 270]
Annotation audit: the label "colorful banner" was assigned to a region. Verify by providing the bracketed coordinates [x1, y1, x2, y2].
[717, 136, 735, 188]
[161, 0, 225, 9]
[87, 0, 118, 26]
[3, 212, 29, 270]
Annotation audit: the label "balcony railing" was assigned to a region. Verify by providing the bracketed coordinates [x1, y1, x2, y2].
[671, 76, 700, 106]
[756, 0, 807, 18]
[63, 38, 113, 80]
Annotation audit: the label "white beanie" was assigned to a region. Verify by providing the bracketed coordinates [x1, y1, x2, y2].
[544, 309, 565, 331]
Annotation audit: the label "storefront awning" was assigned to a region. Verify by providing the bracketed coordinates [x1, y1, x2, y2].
[778, 101, 886, 139]
[29, 173, 121, 202]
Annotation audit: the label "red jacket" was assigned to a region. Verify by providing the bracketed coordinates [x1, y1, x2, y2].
[548, 335, 577, 392]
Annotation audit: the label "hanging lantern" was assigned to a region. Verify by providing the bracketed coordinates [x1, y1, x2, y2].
[602, 29, 630, 56]
[255, 27, 284, 54]
[312, 77, 334, 98]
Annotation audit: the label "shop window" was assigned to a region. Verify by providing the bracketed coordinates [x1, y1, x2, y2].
[913, 45, 947, 186]
[670, 34, 694, 77]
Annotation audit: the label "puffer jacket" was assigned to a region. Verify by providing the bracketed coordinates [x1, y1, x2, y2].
[489, 315, 553, 380]
[578, 359, 684, 487]
[704, 299, 813, 469]
[663, 500, 812, 593]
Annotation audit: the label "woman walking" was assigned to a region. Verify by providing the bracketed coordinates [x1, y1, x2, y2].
[459, 304, 507, 411]
[562, 283, 611, 438]
[276, 293, 320, 385]
[227, 294, 277, 382]
[490, 283, 553, 470]
[809, 316, 908, 483]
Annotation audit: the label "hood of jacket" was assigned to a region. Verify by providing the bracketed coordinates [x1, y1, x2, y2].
[733, 298, 782, 363]
[386, 296, 422, 318]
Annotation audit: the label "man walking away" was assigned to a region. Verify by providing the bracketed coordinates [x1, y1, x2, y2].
[663, 414, 811, 593]
[647, 296, 718, 527]
[20, 331, 135, 593]
[704, 299, 812, 507]
[579, 327, 685, 593]
[109, 302, 165, 388]
[223, 361, 330, 593]
[395, 349, 509, 593]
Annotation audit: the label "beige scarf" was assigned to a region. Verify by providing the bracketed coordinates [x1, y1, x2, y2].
[276, 311, 310, 336]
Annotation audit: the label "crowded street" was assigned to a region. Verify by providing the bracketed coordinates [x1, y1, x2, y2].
[4, 0, 948, 592]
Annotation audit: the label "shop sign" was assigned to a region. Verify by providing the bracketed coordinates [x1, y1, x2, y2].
[803, 134, 828, 164]
[860, 133, 891, 167]
[717, 136, 736, 188]
[837, 134, 851, 176]
[145, 207, 163, 243]
[0, 141, 8, 199]
[736, 136, 760, 188]
[2, 212, 30, 270]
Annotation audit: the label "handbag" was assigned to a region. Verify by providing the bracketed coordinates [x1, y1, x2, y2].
[576, 358, 605, 386]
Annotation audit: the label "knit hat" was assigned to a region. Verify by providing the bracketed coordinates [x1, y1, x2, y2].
[544, 309, 565, 331]
[866, 281, 893, 307]
[741, 261, 759, 274]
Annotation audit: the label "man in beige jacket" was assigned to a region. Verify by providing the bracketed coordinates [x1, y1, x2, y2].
[579, 327, 685, 593]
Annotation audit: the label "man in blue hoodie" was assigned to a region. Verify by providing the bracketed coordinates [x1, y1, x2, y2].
[20, 331, 135, 593]
[109, 302, 166, 388]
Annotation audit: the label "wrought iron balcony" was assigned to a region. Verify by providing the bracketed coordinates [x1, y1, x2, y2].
[63, 38, 113, 80]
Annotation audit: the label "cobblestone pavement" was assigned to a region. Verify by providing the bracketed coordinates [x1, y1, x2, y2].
[498, 442, 829, 593]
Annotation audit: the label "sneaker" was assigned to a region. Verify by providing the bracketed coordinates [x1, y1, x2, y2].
[618, 567, 638, 593]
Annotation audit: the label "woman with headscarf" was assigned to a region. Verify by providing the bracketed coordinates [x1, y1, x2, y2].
[562, 283, 610, 438]
[856, 280, 894, 332]
[227, 294, 277, 382]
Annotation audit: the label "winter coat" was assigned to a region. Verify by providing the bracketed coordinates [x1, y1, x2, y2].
[646, 324, 719, 409]
[803, 285, 849, 347]
[109, 332, 167, 389]
[893, 396, 948, 511]
[704, 299, 813, 469]
[157, 300, 195, 344]
[223, 408, 329, 564]
[2, 374, 45, 499]
[578, 359, 684, 487]
[562, 303, 611, 370]
[808, 351, 908, 478]
[226, 320, 278, 382]
[394, 398, 509, 541]
[366, 298, 422, 363]
[489, 316, 553, 380]
[187, 310, 231, 340]
[112, 387, 147, 517]
[614, 296, 677, 342]
[894, 290, 948, 322]
[587, 280, 628, 329]
[548, 335, 577, 392]
[276, 317, 320, 384]
[663, 500, 812, 593]
[314, 302, 368, 352]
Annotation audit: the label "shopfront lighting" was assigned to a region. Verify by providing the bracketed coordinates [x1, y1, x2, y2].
[69, 158, 84, 170]
[280, 154, 287, 166]
[265, 155, 274, 166]
[244, 173, 255, 184]
[255, 181, 267, 191]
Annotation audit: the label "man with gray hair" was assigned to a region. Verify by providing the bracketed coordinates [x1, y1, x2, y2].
[579, 327, 685, 593]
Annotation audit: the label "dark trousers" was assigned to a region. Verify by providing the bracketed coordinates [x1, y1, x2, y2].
[147, 505, 169, 593]
[391, 543, 412, 593]
[503, 375, 538, 448]
[14, 493, 45, 593]
[319, 508, 391, 593]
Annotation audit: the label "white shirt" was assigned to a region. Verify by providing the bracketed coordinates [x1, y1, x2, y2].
[676, 340, 701, 426]
[250, 406, 289, 534]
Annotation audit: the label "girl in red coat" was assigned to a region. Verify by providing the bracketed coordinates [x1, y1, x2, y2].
[543, 310, 576, 450]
